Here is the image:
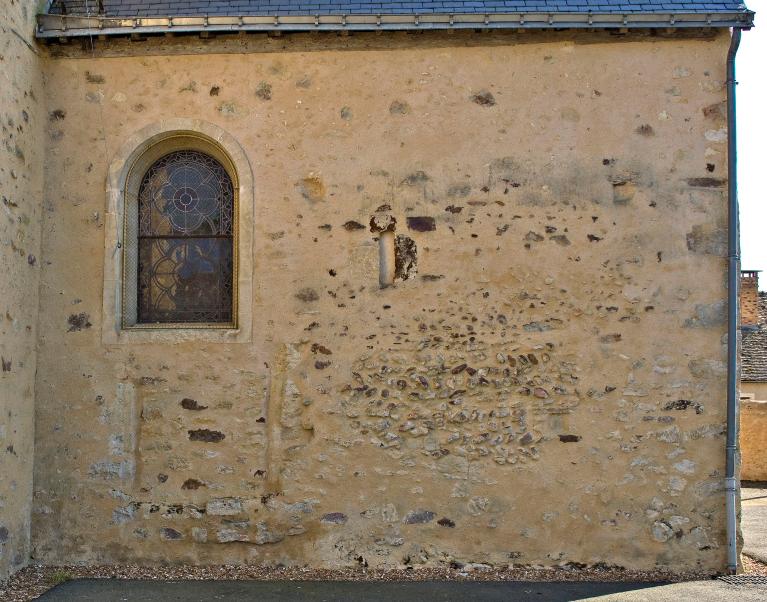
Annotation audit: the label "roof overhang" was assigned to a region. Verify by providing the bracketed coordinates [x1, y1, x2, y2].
[36, 11, 755, 39]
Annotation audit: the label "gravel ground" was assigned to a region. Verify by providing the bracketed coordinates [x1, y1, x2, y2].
[742, 555, 767, 576]
[1, 559, 766, 602]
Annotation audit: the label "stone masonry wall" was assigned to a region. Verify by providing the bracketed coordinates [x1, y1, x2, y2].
[32, 29, 733, 571]
[0, 0, 45, 582]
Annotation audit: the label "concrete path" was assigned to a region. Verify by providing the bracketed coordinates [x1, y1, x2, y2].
[580, 580, 767, 601]
[36, 578, 767, 601]
[743, 484, 767, 563]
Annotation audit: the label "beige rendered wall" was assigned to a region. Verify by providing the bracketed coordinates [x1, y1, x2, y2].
[741, 381, 767, 403]
[741, 382, 767, 481]
[32, 29, 733, 571]
[0, 0, 44, 582]
[741, 399, 767, 482]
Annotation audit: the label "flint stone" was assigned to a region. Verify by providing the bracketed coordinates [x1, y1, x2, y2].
[651, 521, 674, 542]
[255, 521, 284, 545]
[403, 510, 436, 524]
[321, 512, 348, 524]
[206, 498, 243, 516]
[217, 528, 249, 543]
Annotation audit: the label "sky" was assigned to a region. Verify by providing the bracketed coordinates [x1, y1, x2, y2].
[738, 0, 766, 287]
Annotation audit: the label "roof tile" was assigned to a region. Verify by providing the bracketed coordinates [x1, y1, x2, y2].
[46, 0, 752, 16]
[742, 292, 767, 382]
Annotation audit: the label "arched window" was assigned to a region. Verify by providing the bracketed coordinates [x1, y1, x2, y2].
[136, 150, 234, 324]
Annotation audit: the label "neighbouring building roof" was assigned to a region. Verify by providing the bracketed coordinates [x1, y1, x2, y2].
[39, 0, 754, 38]
[743, 292, 767, 383]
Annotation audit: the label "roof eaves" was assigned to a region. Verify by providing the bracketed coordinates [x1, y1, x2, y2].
[36, 10, 755, 38]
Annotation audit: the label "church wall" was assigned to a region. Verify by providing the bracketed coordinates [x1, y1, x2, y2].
[0, 0, 45, 582]
[31, 29, 735, 572]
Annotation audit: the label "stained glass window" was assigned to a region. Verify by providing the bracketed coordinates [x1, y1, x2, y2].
[137, 150, 234, 324]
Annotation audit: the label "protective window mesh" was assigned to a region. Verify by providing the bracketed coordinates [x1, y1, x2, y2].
[136, 150, 234, 324]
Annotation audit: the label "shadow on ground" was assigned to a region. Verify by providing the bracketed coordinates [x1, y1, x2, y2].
[38, 579, 669, 601]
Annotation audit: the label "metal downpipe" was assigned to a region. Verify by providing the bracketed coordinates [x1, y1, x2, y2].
[725, 26, 742, 576]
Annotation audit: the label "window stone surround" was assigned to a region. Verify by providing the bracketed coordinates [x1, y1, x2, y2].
[102, 119, 254, 344]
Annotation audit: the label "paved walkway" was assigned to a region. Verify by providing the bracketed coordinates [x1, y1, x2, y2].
[35, 578, 767, 601]
[743, 484, 767, 563]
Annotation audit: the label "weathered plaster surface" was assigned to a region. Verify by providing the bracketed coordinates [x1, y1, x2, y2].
[0, 0, 44, 581]
[32, 30, 733, 571]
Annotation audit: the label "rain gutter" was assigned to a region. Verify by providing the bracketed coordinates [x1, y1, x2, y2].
[725, 26, 743, 576]
[36, 11, 754, 39]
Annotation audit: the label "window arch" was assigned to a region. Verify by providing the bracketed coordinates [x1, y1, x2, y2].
[137, 150, 234, 324]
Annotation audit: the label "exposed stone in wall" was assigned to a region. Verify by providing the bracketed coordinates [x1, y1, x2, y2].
[394, 235, 417, 281]
[30, 29, 732, 573]
[0, 0, 44, 581]
[338, 343, 579, 468]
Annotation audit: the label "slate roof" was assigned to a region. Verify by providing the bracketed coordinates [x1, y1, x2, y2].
[743, 292, 767, 383]
[46, 0, 752, 17]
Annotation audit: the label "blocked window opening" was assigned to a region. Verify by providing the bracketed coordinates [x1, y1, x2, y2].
[369, 205, 417, 287]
